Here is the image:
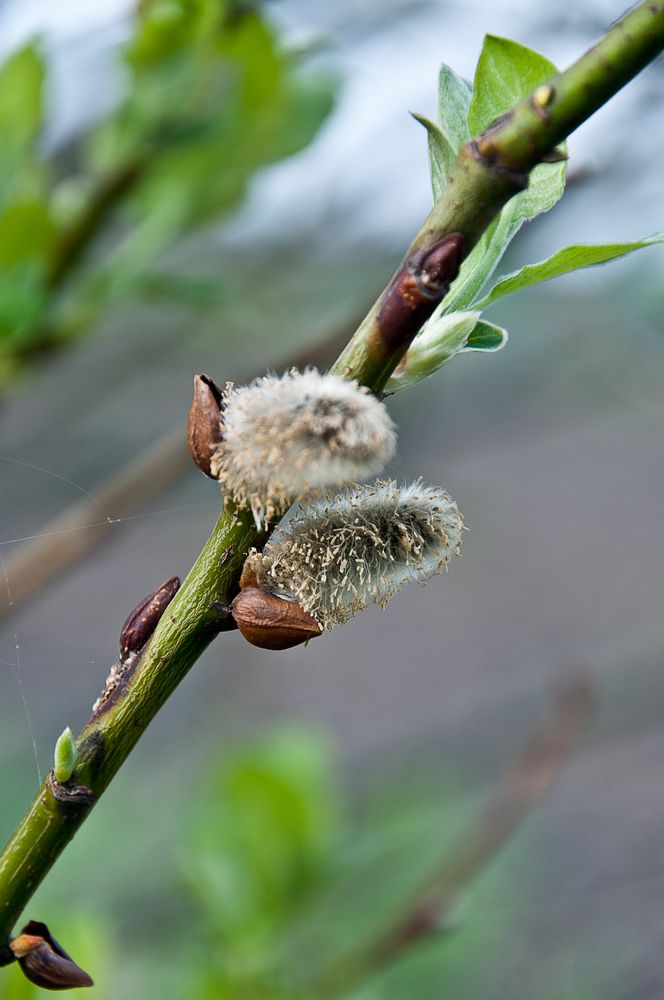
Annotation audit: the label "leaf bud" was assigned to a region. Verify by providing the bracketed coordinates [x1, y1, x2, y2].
[10, 920, 93, 990]
[53, 727, 78, 784]
[119, 576, 180, 658]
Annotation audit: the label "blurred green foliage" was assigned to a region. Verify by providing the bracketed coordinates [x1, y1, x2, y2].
[0, 727, 616, 1000]
[0, 0, 333, 390]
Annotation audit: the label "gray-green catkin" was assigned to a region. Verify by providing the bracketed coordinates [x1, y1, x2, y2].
[244, 480, 464, 629]
[210, 369, 396, 527]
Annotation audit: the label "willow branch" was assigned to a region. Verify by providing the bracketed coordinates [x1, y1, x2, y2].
[1, 0, 662, 960]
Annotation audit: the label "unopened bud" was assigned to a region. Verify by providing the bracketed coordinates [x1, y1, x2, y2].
[10, 921, 93, 990]
[377, 234, 464, 350]
[53, 727, 77, 784]
[231, 587, 322, 650]
[533, 83, 554, 108]
[188, 373, 225, 478]
[120, 576, 180, 658]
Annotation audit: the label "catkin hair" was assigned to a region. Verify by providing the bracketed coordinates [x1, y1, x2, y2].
[244, 480, 464, 629]
[210, 369, 396, 526]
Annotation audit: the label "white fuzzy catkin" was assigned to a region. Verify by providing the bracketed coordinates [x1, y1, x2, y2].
[210, 369, 396, 526]
[244, 480, 464, 629]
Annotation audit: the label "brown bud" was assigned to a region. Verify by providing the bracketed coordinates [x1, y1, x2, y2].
[231, 587, 322, 650]
[10, 921, 93, 990]
[187, 373, 225, 477]
[415, 233, 464, 294]
[120, 576, 180, 658]
[377, 234, 464, 350]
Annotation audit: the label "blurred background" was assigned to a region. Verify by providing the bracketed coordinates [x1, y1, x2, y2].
[0, 1, 663, 997]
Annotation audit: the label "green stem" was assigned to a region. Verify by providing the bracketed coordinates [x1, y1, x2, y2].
[334, 0, 664, 392]
[477, 0, 664, 172]
[1, 0, 662, 959]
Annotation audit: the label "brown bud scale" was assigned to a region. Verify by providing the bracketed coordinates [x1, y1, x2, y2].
[10, 921, 93, 990]
[48, 771, 96, 811]
[120, 576, 180, 658]
[188, 373, 226, 478]
[231, 587, 322, 650]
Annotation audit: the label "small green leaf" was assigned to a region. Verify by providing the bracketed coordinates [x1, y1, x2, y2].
[53, 727, 78, 783]
[385, 311, 480, 392]
[463, 319, 508, 352]
[412, 114, 455, 203]
[415, 64, 472, 201]
[468, 34, 556, 134]
[442, 36, 566, 313]
[437, 64, 473, 154]
[474, 233, 664, 309]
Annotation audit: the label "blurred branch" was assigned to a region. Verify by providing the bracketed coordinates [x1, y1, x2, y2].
[0, 426, 187, 617]
[46, 161, 143, 289]
[0, 324, 351, 623]
[0, 0, 661, 967]
[319, 674, 594, 996]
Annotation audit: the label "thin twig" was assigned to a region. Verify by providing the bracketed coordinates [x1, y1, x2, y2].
[0, 326, 351, 621]
[318, 673, 594, 997]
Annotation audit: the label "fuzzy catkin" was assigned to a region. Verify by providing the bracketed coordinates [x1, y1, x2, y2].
[210, 369, 396, 526]
[244, 480, 464, 629]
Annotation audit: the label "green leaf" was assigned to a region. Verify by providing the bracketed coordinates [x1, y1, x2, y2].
[385, 311, 508, 392]
[468, 34, 556, 134]
[442, 36, 566, 312]
[0, 44, 45, 147]
[463, 319, 508, 351]
[415, 64, 471, 201]
[437, 63, 473, 154]
[412, 114, 455, 203]
[474, 233, 664, 308]
[385, 310, 480, 392]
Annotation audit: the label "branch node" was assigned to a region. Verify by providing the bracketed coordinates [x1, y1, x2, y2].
[47, 772, 96, 812]
[208, 600, 238, 633]
[467, 137, 529, 189]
